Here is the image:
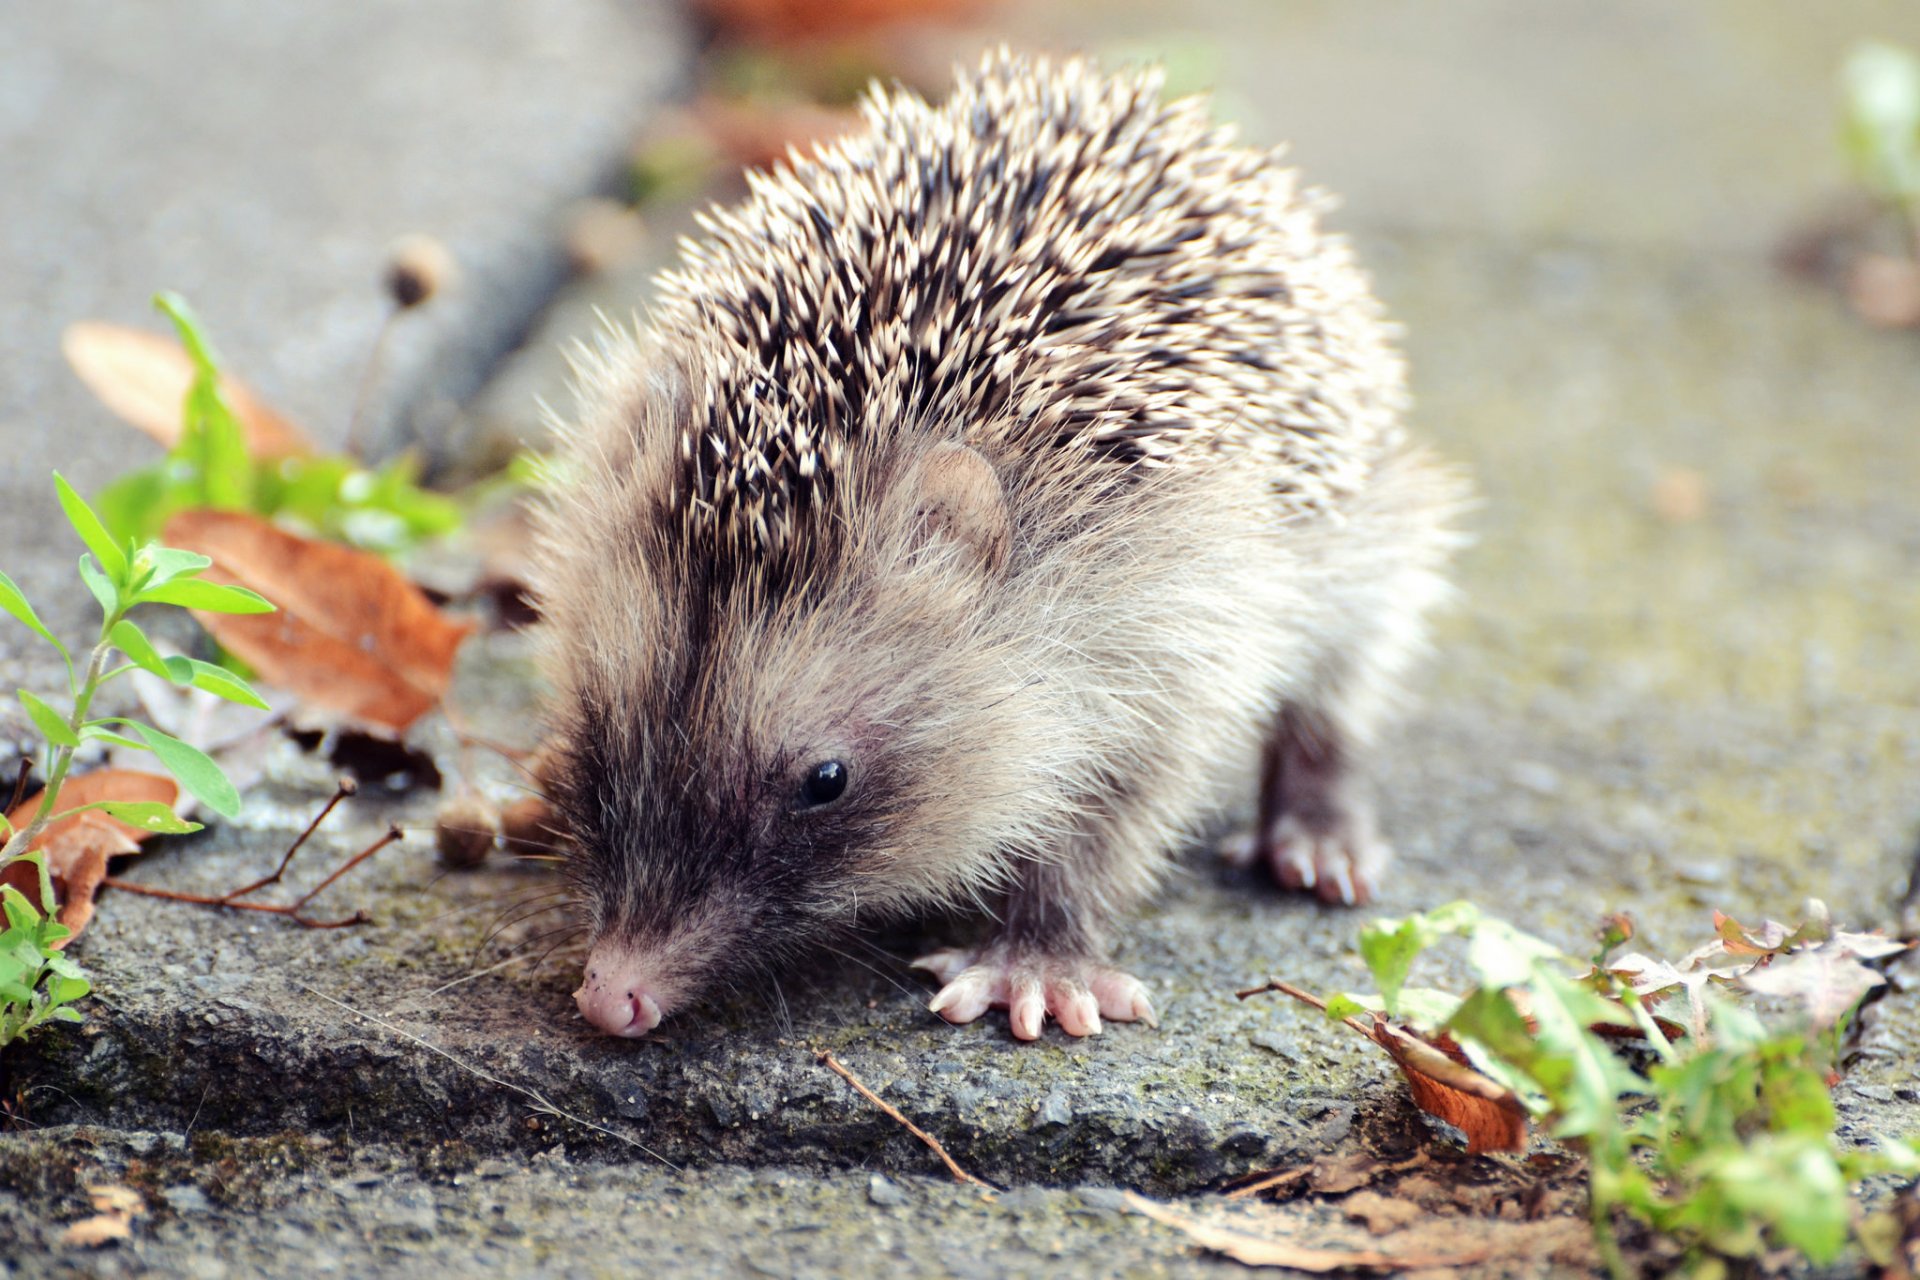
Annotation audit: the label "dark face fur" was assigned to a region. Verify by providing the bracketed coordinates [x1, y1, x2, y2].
[547, 430, 1020, 1037]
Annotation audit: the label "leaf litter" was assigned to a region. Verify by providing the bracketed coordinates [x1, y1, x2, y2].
[163, 509, 472, 735]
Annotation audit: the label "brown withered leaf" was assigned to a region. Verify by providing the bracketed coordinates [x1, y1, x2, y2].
[1714, 910, 1793, 957]
[1121, 1189, 1582, 1274]
[86, 1185, 146, 1218]
[1368, 1018, 1531, 1155]
[1253, 982, 1529, 1155]
[693, 95, 864, 172]
[1741, 941, 1901, 1030]
[59, 1184, 146, 1249]
[0, 770, 182, 945]
[60, 1215, 131, 1248]
[693, 0, 980, 43]
[163, 510, 472, 735]
[61, 321, 313, 458]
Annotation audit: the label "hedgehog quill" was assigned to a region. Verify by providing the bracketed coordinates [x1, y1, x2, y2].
[538, 51, 1465, 1042]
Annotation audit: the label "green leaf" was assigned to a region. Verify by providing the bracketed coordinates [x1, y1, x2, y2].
[1527, 969, 1648, 1140]
[7, 855, 56, 917]
[1322, 993, 1371, 1022]
[45, 801, 201, 835]
[1842, 41, 1920, 202]
[109, 619, 189, 682]
[133, 578, 274, 615]
[17, 690, 77, 747]
[141, 547, 213, 589]
[1357, 902, 1478, 1015]
[80, 728, 149, 752]
[49, 974, 89, 1005]
[181, 659, 269, 709]
[124, 722, 241, 818]
[76, 554, 118, 620]
[92, 464, 176, 547]
[154, 292, 220, 369]
[1, 885, 36, 932]
[52, 472, 128, 585]
[0, 570, 69, 661]
[154, 293, 253, 511]
[1463, 917, 1571, 991]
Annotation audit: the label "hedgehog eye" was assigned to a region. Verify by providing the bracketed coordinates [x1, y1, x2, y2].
[797, 760, 849, 809]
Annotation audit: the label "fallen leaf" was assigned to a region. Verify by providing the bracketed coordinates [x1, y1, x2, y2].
[1651, 467, 1708, 524]
[87, 1185, 146, 1218]
[1342, 1190, 1424, 1234]
[694, 95, 865, 172]
[60, 1215, 131, 1247]
[1714, 911, 1793, 957]
[1368, 1018, 1530, 1155]
[58, 1184, 145, 1248]
[1, 770, 183, 944]
[692, 0, 980, 43]
[1125, 1194, 1492, 1271]
[1741, 944, 1889, 1030]
[163, 510, 472, 734]
[62, 321, 313, 458]
[1847, 252, 1920, 328]
[1832, 929, 1911, 962]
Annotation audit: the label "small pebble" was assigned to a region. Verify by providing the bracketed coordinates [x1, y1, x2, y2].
[866, 1173, 907, 1207]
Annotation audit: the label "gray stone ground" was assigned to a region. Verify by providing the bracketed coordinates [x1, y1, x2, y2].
[4, 2, 1920, 1276]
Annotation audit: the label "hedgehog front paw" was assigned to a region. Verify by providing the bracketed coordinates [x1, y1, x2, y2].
[1222, 811, 1389, 907]
[914, 946, 1156, 1040]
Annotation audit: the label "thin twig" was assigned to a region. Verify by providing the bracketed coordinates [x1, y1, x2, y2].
[1222, 1165, 1313, 1200]
[815, 1050, 997, 1192]
[101, 800, 396, 930]
[288, 824, 402, 920]
[6, 758, 31, 814]
[102, 877, 367, 929]
[222, 777, 357, 902]
[301, 984, 679, 1168]
[343, 309, 398, 459]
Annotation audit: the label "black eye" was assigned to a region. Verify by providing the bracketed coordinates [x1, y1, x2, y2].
[798, 760, 848, 809]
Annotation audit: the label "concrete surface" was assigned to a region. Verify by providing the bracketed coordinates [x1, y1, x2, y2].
[3, 2, 1918, 1276]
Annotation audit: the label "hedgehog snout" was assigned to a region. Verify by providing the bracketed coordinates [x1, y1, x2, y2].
[573, 942, 671, 1037]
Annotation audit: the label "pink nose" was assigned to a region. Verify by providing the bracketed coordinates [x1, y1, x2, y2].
[573, 948, 666, 1037]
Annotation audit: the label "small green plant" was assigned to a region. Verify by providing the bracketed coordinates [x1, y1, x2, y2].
[0, 471, 276, 865]
[1843, 40, 1920, 254]
[93, 293, 462, 556]
[1291, 902, 1915, 1276]
[0, 855, 90, 1050]
[0, 473, 281, 1046]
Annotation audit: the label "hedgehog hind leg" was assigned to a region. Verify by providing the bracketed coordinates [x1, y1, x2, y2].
[1224, 702, 1391, 907]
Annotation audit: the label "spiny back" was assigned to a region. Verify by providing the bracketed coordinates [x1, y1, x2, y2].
[652, 48, 1407, 566]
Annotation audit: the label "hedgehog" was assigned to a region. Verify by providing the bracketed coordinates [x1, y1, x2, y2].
[536, 49, 1464, 1041]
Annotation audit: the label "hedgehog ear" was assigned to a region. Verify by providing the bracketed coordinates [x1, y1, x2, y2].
[911, 443, 1010, 575]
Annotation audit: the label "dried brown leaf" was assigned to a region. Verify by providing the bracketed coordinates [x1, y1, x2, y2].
[60, 1215, 131, 1247]
[693, 95, 864, 172]
[61, 321, 313, 457]
[87, 1185, 146, 1217]
[1714, 910, 1792, 957]
[1368, 1019, 1530, 1155]
[163, 510, 472, 734]
[1125, 1194, 1493, 1271]
[692, 0, 980, 43]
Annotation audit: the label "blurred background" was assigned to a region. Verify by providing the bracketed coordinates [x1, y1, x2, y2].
[4, 0, 1919, 918]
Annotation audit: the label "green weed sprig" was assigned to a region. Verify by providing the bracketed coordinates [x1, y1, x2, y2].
[0, 473, 277, 1048]
[1285, 903, 1915, 1276]
[0, 474, 275, 866]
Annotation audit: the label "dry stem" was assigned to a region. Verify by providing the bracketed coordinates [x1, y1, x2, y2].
[815, 1050, 996, 1192]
